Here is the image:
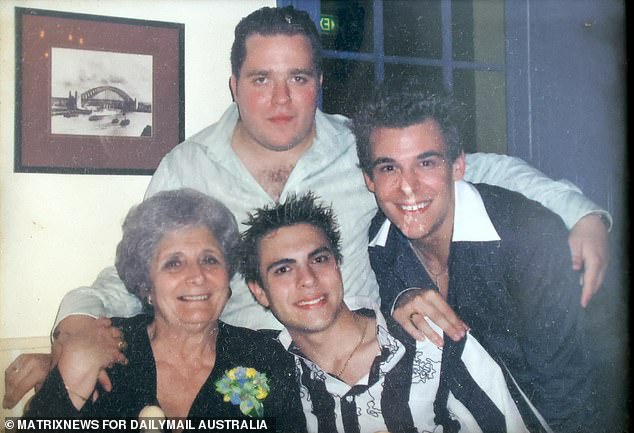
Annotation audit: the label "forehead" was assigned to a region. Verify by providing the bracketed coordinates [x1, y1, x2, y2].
[156, 226, 219, 252]
[258, 224, 329, 260]
[241, 34, 314, 72]
[369, 119, 446, 160]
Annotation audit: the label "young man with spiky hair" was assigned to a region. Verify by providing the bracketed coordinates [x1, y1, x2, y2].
[240, 193, 548, 433]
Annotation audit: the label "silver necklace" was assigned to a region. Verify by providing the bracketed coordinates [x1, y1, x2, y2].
[409, 242, 448, 287]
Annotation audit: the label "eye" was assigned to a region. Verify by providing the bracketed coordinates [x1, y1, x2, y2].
[312, 254, 330, 264]
[292, 75, 308, 84]
[201, 255, 219, 266]
[253, 76, 267, 85]
[377, 164, 396, 173]
[163, 259, 181, 271]
[273, 265, 291, 275]
[419, 156, 444, 169]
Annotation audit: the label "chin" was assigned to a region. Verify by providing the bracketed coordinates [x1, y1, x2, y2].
[177, 312, 219, 326]
[296, 321, 331, 334]
[264, 138, 302, 152]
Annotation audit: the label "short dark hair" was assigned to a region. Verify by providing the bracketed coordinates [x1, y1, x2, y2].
[239, 192, 342, 286]
[115, 189, 239, 305]
[230, 6, 322, 78]
[351, 82, 466, 177]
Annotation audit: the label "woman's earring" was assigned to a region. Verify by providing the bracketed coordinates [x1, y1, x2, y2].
[147, 294, 153, 305]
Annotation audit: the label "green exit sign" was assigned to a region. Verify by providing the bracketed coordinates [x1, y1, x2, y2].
[320, 15, 336, 34]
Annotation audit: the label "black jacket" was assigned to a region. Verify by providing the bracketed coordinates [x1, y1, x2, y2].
[24, 315, 306, 433]
[368, 183, 594, 433]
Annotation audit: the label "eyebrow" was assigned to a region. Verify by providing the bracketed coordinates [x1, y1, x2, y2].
[244, 67, 317, 79]
[370, 151, 445, 169]
[265, 257, 295, 274]
[370, 156, 396, 169]
[290, 67, 317, 77]
[308, 245, 333, 259]
[244, 69, 270, 78]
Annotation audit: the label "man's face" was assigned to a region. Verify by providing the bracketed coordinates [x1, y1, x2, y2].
[230, 34, 322, 153]
[364, 120, 465, 243]
[247, 223, 345, 334]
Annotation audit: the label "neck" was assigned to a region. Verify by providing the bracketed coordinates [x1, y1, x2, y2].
[231, 121, 313, 168]
[149, 318, 219, 361]
[231, 122, 314, 201]
[412, 244, 447, 272]
[290, 309, 374, 380]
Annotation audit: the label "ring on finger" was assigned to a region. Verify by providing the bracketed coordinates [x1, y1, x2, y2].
[117, 338, 128, 351]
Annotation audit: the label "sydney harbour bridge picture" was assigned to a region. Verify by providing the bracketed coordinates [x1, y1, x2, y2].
[51, 47, 152, 138]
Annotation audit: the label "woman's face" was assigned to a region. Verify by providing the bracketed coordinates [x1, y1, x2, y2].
[148, 225, 230, 329]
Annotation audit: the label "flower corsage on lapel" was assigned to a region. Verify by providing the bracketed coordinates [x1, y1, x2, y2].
[215, 367, 269, 417]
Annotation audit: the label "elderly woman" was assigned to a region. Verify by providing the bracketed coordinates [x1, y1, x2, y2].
[23, 189, 306, 432]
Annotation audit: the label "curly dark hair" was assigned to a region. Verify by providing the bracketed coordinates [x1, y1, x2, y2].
[115, 189, 239, 306]
[238, 192, 342, 286]
[351, 82, 466, 178]
[231, 6, 322, 78]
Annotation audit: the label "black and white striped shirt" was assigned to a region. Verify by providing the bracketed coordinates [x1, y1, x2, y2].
[277, 298, 549, 433]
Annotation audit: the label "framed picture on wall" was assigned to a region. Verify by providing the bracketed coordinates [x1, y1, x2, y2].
[15, 8, 184, 174]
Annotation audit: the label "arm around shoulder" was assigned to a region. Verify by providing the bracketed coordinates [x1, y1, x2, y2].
[464, 152, 611, 229]
[53, 266, 142, 332]
[22, 367, 82, 418]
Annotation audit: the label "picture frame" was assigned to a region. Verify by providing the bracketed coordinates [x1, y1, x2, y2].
[15, 7, 185, 175]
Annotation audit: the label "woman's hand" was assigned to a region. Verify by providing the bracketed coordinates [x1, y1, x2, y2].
[56, 317, 128, 409]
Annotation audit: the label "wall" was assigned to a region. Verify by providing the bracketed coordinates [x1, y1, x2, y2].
[0, 0, 272, 417]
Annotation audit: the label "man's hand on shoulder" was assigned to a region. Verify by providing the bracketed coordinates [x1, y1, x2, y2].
[54, 316, 127, 394]
[392, 288, 469, 346]
[3, 353, 51, 409]
[568, 213, 610, 307]
[3, 316, 127, 409]
[55, 317, 128, 408]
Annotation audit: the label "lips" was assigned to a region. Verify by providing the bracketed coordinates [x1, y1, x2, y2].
[178, 294, 210, 302]
[295, 295, 326, 309]
[400, 201, 430, 212]
[269, 115, 293, 124]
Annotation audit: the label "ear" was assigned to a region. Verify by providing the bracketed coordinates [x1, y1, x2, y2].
[363, 171, 376, 193]
[229, 75, 238, 100]
[452, 152, 466, 181]
[247, 280, 270, 308]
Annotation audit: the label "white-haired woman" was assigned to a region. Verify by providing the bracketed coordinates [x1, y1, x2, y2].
[24, 189, 306, 433]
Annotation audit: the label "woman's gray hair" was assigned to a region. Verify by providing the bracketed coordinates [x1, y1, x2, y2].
[115, 188, 239, 304]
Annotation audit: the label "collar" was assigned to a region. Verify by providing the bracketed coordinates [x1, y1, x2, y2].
[277, 297, 405, 394]
[369, 180, 500, 247]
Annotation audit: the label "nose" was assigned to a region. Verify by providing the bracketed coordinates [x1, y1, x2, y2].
[398, 168, 419, 196]
[297, 264, 317, 288]
[186, 263, 204, 285]
[272, 81, 291, 105]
